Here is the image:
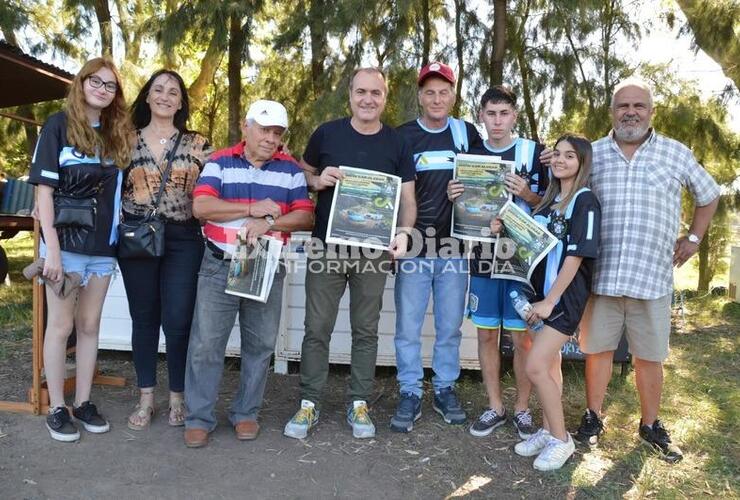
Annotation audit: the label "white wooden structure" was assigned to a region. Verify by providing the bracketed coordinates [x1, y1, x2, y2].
[99, 235, 481, 373]
[730, 246, 740, 303]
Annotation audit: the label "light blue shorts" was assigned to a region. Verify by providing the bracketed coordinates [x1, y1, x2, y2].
[467, 276, 527, 331]
[40, 242, 116, 287]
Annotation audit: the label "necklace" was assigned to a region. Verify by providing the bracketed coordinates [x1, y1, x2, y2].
[144, 126, 175, 146]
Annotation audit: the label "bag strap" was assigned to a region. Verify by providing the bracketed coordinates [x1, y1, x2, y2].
[449, 118, 468, 153]
[151, 131, 184, 216]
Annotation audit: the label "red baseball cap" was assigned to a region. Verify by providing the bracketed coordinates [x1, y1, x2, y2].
[418, 62, 456, 86]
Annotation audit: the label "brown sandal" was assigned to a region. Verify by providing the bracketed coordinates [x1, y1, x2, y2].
[127, 403, 155, 430]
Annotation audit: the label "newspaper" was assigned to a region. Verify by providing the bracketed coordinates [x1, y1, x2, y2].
[451, 153, 514, 243]
[491, 200, 558, 284]
[326, 166, 402, 250]
[225, 235, 282, 303]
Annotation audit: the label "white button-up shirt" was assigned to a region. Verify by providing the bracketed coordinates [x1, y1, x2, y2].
[590, 130, 720, 299]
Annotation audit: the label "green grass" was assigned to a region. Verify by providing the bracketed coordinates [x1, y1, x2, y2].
[561, 296, 739, 498]
[458, 294, 739, 499]
[673, 255, 730, 291]
[0, 233, 34, 360]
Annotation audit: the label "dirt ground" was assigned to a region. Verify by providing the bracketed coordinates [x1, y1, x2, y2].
[0, 351, 594, 500]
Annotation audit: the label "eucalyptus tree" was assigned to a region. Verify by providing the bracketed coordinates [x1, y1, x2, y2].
[157, 0, 263, 143]
[674, 0, 740, 90]
[649, 70, 740, 291]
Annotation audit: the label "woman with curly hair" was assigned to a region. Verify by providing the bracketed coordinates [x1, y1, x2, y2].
[118, 70, 211, 430]
[28, 57, 132, 442]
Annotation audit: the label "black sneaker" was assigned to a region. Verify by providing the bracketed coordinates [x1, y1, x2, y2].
[72, 401, 110, 433]
[432, 387, 467, 425]
[639, 419, 683, 463]
[512, 409, 537, 439]
[573, 409, 604, 446]
[469, 407, 506, 437]
[390, 392, 422, 433]
[46, 406, 80, 442]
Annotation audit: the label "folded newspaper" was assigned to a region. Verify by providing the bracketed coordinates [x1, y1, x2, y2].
[225, 235, 282, 303]
[326, 166, 402, 250]
[491, 200, 558, 285]
[451, 153, 514, 243]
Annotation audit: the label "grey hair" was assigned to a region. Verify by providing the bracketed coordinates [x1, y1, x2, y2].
[349, 67, 388, 94]
[610, 77, 654, 109]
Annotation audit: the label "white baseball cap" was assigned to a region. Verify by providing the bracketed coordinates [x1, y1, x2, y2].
[245, 99, 288, 129]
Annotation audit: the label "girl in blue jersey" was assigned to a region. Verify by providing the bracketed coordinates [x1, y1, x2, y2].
[491, 133, 600, 470]
[29, 58, 131, 442]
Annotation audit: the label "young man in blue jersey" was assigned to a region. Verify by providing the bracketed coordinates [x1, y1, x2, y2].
[448, 86, 548, 439]
[390, 62, 483, 432]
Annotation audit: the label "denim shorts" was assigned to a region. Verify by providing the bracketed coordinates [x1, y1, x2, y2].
[40, 241, 117, 287]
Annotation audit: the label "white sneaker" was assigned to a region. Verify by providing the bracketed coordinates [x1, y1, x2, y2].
[284, 400, 319, 439]
[347, 400, 375, 439]
[533, 434, 576, 471]
[514, 428, 550, 457]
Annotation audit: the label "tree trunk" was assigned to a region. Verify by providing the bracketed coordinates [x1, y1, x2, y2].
[16, 105, 38, 160]
[93, 0, 113, 57]
[115, 0, 144, 64]
[189, 36, 225, 108]
[162, 0, 179, 67]
[490, 0, 506, 86]
[228, 13, 247, 145]
[601, 0, 616, 113]
[308, 0, 328, 97]
[453, 0, 465, 116]
[517, 50, 539, 142]
[697, 234, 711, 292]
[421, 0, 431, 65]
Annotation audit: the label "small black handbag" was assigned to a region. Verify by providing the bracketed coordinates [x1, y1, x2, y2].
[117, 132, 183, 258]
[53, 194, 97, 230]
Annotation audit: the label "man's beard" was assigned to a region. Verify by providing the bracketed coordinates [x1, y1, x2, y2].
[613, 120, 649, 143]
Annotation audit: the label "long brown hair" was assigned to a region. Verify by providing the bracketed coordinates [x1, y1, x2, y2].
[534, 133, 592, 215]
[65, 57, 131, 168]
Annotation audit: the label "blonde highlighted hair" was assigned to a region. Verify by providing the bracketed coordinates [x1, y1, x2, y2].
[533, 133, 593, 215]
[65, 57, 131, 168]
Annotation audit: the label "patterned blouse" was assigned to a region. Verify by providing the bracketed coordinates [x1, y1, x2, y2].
[122, 130, 212, 222]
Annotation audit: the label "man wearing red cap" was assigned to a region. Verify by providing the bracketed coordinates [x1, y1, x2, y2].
[390, 62, 483, 433]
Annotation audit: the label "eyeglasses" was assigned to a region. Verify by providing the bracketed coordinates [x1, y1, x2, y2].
[86, 75, 118, 94]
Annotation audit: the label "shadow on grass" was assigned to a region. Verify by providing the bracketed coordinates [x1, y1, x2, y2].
[571, 445, 646, 499]
[569, 307, 739, 497]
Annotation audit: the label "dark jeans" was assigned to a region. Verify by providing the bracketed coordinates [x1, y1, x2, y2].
[118, 220, 204, 392]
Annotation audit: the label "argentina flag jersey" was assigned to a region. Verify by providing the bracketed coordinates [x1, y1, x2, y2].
[396, 117, 483, 256]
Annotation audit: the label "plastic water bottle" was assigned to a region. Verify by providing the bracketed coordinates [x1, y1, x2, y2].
[510, 290, 544, 332]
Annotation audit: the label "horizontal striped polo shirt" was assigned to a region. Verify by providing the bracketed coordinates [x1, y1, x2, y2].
[193, 142, 313, 254]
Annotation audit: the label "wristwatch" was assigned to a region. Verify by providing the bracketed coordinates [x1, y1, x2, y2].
[264, 215, 275, 227]
[687, 233, 701, 244]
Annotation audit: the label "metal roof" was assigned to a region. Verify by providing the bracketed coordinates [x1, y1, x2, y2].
[0, 40, 74, 108]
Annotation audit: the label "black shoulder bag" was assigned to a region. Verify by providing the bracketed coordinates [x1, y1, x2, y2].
[117, 131, 184, 258]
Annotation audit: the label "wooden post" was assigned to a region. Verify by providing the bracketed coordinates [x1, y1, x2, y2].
[0, 221, 126, 415]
